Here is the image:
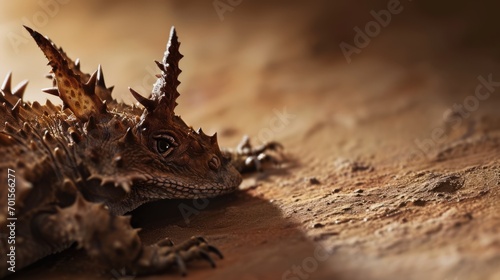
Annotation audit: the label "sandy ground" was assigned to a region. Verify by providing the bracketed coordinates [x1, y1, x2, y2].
[1, 1, 500, 279]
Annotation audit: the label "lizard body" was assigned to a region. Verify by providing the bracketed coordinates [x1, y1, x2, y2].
[0, 26, 279, 277]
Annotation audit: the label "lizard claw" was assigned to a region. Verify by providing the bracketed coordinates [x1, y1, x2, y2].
[175, 254, 187, 276]
[206, 244, 224, 259]
[156, 237, 174, 247]
[130, 236, 223, 276]
[226, 135, 284, 173]
[198, 249, 217, 268]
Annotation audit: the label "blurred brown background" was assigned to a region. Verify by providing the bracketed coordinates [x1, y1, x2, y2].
[2, 1, 500, 279]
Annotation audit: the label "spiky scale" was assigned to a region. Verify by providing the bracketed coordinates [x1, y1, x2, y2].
[17, 127, 27, 138]
[0, 133, 15, 145]
[45, 99, 59, 112]
[83, 70, 98, 95]
[96, 65, 107, 89]
[155, 60, 166, 72]
[42, 87, 59, 96]
[1, 72, 12, 93]
[53, 147, 66, 162]
[119, 127, 136, 144]
[68, 127, 81, 143]
[12, 79, 28, 99]
[129, 87, 156, 112]
[43, 130, 55, 143]
[22, 122, 31, 134]
[4, 122, 17, 134]
[31, 101, 42, 111]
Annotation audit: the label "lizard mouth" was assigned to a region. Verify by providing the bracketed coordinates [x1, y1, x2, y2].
[138, 163, 243, 200]
[105, 166, 242, 215]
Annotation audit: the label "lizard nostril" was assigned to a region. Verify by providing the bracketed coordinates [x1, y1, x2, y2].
[208, 156, 221, 171]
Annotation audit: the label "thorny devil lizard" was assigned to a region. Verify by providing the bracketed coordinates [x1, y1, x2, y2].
[0, 26, 282, 277]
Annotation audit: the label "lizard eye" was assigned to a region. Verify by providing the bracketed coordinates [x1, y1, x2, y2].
[154, 135, 176, 157]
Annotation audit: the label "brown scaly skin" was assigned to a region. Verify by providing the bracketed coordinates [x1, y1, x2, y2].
[0, 26, 282, 277]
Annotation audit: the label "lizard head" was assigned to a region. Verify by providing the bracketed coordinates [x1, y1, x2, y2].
[123, 26, 243, 200]
[25, 26, 242, 205]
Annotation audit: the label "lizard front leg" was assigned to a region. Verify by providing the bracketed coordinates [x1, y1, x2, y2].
[34, 194, 221, 276]
[223, 135, 283, 173]
[132, 236, 223, 276]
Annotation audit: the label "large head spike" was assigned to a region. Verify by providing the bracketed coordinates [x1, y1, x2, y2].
[152, 26, 183, 112]
[152, 26, 183, 113]
[24, 26, 106, 122]
[128, 26, 183, 117]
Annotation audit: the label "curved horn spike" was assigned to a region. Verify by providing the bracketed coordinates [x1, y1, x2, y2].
[129, 87, 156, 112]
[154, 60, 165, 72]
[24, 25, 105, 122]
[12, 80, 29, 99]
[107, 85, 114, 94]
[1, 72, 12, 94]
[42, 87, 59, 96]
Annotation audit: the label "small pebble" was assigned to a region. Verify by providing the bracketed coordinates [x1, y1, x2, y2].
[308, 177, 321, 185]
[313, 223, 325, 228]
[413, 199, 426, 206]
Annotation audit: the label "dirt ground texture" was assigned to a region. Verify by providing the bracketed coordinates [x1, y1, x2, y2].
[1, 1, 500, 279]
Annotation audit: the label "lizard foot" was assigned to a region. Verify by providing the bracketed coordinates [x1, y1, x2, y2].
[131, 236, 223, 276]
[225, 135, 284, 173]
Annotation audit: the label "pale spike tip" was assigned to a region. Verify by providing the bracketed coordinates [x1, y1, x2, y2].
[1, 72, 12, 92]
